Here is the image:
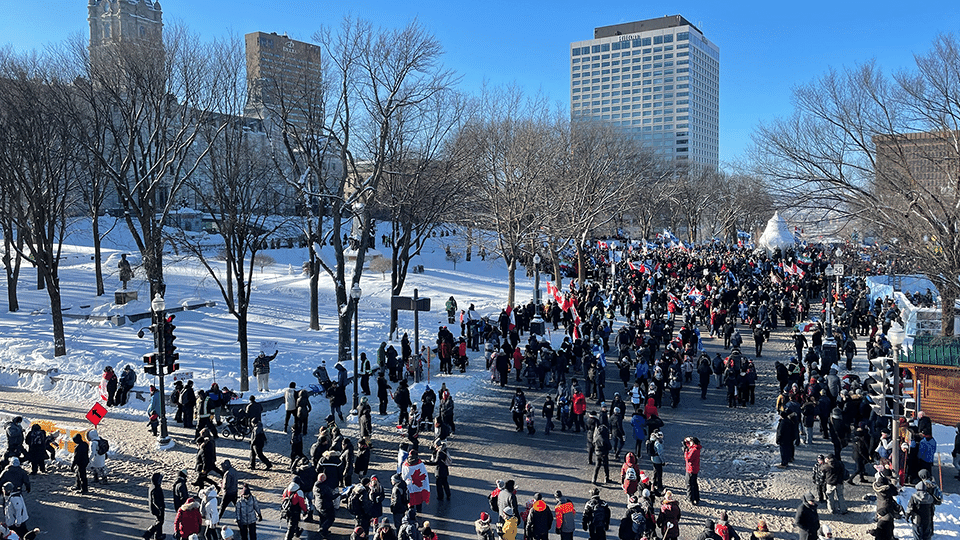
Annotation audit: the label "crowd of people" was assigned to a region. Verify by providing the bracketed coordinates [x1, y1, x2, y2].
[2, 241, 957, 540]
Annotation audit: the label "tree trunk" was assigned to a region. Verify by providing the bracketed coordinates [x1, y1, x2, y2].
[92, 217, 104, 296]
[465, 226, 472, 262]
[238, 313, 249, 391]
[576, 245, 587, 290]
[43, 270, 66, 357]
[36, 266, 44, 290]
[2, 228, 20, 312]
[507, 256, 516, 307]
[941, 288, 956, 336]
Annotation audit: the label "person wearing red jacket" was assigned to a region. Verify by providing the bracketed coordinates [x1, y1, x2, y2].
[683, 437, 702, 505]
[281, 483, 308, 540]
[571, 391, 587, 433]
[174, 497, 202, 540]
[553, 491, 576, 540]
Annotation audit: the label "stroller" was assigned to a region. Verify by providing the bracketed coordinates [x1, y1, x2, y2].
[221, 408, 252, 441]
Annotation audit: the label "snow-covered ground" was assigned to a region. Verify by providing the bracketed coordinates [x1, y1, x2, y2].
[0, 218, 525, 408]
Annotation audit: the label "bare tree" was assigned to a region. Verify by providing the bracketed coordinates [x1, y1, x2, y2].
[268, 17, 457, 363]
[461, 87, 559, 306]
[375, 88, 471, 336]
[752, 34, 960, 334]
[69, 26, 228, 300]
[169, 37, 292, 391]
[0, 52, 77, 355]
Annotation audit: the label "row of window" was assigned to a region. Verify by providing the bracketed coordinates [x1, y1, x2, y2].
[571, 31, 692, 56]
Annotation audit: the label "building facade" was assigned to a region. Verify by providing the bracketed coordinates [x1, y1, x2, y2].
[244, 31, 323, 132]
[87, 0, 163, 57]
[570, 15, 719, 168]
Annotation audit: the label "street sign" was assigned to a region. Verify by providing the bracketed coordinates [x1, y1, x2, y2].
[834, 264, 844, 275]
[86, 402, 108, 426]
[172, 371, 194, 382]
[824, 265, 835, 277]
[392, 296, 431, 312]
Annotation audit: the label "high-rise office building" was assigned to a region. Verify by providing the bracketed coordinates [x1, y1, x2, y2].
[245, 31, 323, 131]
[570, 15, 719, 168]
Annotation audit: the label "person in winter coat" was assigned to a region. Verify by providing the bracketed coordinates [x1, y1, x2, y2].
[252, 350, 278, 392]
[510, 389, 527, 432]
[249, 418, 272, 470]
[500, 507, 519, 540]
[694, 519, 720, 540]
[748, 520, 773, 540]
[399, 508, 423, 540]
[24, 424, 47, 475]
[906, 481, 935, 540]
[648, 430, 665, 494]
[593, 422, 612, 484]
[102, 366, 119, 407]
[476, 512, 496, 540]
[438, 390, 456, 434]
[395, 380, 412, 427]
[218, 460, 238, 520]
[714, 511, 741, 540]
[497, 479, 520, 524]
[525, 493, 553, 540]
[0, 458, 29, 494]
[4, 417, 25, 462]
[656, 491, 681, 540]
[554, 492, 576, 540]
[144, 472, 165, 540]
[234, 484, 262, 540]
[630, 413, 646, 457]
[281, 482, 308, 540]
[389, 473, 410, 529]
[582, 488, 610, 540]
[173, 468, 190, 511]
[314, 474, 337, 538]
[683, 436, 702, 505]
[87, 429, 108, 484]
[71, 433, 90, 495]
[776, 412, 798, 468]
[620, 452, 642, 496]
[697, 356, 713, 400]
[175, 498, 203, 540]
[794, 491, 820, 540]
[572, 390, 587, 433]
[821, 454, 847, 515]
[2, 482, 29, 539]
[200, 485, 220, 540]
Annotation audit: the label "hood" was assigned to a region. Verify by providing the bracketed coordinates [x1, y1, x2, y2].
[182, 498, 200, 511]
[151, 472, 163, 485]
[625, 453, 637, 467]
[73, 434, 84, 444]
[392, 474, 403, 485]
[87, 429, 99, 441]
[532, 500, 547, 512]
[496, 479, 505, 489]
[504, 480, 515, 492]
[704, 519, 715, 530]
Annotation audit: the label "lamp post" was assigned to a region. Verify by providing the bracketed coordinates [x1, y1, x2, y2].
[888, 320, 906, 482]
[350, 283, 362, 414]
[533, 253, 541, 307]
[151, 293, 170, 445]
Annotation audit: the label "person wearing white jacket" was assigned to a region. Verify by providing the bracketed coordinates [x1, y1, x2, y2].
[87, 429, 108, 485]
[200, 485, 220, 540]
[2, 481, 29, 538]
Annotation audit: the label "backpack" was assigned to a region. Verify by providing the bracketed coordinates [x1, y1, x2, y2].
[715, 523, 731, 540]
[6, 425, 23, 448]
[625, 467, 638, 481]
[646, 439, 658, 458]
[347, 486, 366, 515]
[280, 496, 293, 520]
[96, 438, 110, 456]
[489, 488, 501, 513]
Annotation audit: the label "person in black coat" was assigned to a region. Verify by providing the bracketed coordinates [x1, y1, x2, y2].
[180, 381, 197, 429]
[394, 380, 411, 427]
[776, 412, 798, 468]
[144, 471, 165, 540]
[172, 468, 190, 511]
[794, 492, 820, 540]
[71, 434, 89, 494]
[377, 374, 392, 416]
[696, 356, 712, 400]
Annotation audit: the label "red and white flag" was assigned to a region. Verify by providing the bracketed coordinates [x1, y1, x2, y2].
[402, 458, 431, 506]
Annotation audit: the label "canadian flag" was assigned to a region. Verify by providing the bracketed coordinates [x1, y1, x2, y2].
[402, 458, 431, 506]
[628, 260, 637, 271]
[546, 282, 563, 305]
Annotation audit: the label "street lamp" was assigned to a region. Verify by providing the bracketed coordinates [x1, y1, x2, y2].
[151, 293, 171, 446]
[350, 283, 362, 414]
[888, 320, 906, 482]
[533, 253, 541, 307]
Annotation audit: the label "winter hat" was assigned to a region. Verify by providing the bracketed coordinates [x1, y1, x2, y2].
[918, 469, 930, 480]
[10, 458, 19, 467]
[802, 491, 817, 505]
[591, 487, 600, 496]
[756, 520, 768, 531]
[242, 484, 251, 496]
[554, 490, 563, 500]
[179, 468, 188, 478]
[480, 512, 490, 522]
[641, 489, 651, 499]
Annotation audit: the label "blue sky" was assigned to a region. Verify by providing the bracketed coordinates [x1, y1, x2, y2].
[4, 0, 960, 166]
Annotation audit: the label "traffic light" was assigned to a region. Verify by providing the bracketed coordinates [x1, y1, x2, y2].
[143, 353, 158, 375]
[865, 356, 896, 419]
[165, 362, 180, 375]
[163, 315, 178, 364]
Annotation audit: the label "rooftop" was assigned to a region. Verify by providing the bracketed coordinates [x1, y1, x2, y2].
[594, 15, 701, 39]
